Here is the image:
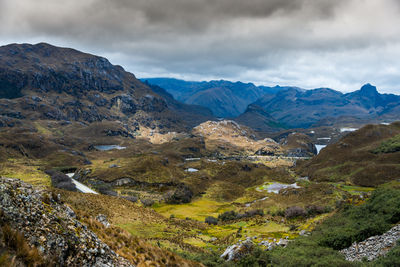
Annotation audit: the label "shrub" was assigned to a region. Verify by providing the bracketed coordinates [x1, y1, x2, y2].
[96, 183, 117, 196]
[218, 211, 237, 222]
[306, 205, 327, 217]
[141, 199, 155, 207]
[244, 209, 264, 217]
[205, 216, 218, 225]
[314, 187, 400, 250]
[372, 134, 400, 154]
[122, 196, 138, 203]
[45, 170, 77, 192]
[164, 184, 193, 204]
[285, 206, 306, 219]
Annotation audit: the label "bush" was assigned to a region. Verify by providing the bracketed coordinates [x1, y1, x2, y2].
[164, 184, 193, 204]
[218, 211, 238, 222]
[244, 209, 264, 217]
[285, 206, 306, 219]
[205, 216, 218, 225]
[306, 205, 327, 217]
[122, 196, 138, 203]
[45, 170, 77, 192]
[141, 199, 155, 207]
[372, 134, 400, 153]
[96, 183, 117, 196]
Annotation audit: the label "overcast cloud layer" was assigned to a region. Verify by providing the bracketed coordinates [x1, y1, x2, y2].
[1, 0, 400, 93]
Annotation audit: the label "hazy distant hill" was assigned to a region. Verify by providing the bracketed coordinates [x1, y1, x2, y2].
[142, 78, 282, 117]
[251, 84, 400, 128]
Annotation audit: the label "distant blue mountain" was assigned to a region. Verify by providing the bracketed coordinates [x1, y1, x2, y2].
[141, 78, 282, 117]
[250, 83, 400, 128]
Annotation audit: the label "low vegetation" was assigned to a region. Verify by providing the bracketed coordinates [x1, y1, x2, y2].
[189, 183, 400, 266]
[372, 134, 400, 154]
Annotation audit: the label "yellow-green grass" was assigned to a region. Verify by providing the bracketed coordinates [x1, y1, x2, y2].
[154, 198, 233, 221]
[0, 159, 51, 187]
[330, 182, 375, 195]
[297, 213, 333, 232]
[119, 222, 174, 239]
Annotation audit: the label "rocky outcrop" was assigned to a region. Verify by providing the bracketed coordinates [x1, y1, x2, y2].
[0, 177, 133, 266]
[193, 120, 281, 155]
[340, 224, 400, 262]
[220, 237, 254, 261]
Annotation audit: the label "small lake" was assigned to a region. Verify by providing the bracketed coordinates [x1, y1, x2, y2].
[257, 182, 301, 194]
[94, 145, 126, 151]
[340, 127, 358, 133]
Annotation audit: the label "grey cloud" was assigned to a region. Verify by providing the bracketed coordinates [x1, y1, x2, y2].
[0, 0, 400, 93]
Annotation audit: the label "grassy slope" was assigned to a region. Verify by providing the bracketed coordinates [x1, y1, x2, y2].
[296, 122, 400, 187]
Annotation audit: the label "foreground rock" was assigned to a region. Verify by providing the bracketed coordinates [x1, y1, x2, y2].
[0, 177, 133, 266]
[340, 224, 400, 261]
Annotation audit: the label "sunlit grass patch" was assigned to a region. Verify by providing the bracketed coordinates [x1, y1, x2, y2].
[330, 182, 375, 195]
[154, 198, 233, 221]
[0, 159, 50, 187]
[119, 222, 172, 239]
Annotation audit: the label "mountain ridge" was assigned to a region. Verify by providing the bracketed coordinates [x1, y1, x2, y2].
[0, 43, 212, 132]
[142, 77, 281, 117]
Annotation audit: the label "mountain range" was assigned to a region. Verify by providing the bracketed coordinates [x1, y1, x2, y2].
[145, 78, 400, 131]
[142, 78, 282, 117]
[251, 84, 400, 128]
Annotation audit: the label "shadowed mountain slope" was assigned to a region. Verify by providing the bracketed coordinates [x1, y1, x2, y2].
[0, 43, 211, 132]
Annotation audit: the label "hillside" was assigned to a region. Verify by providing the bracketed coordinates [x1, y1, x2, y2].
[296, 122, 400, 186]
[144, 81, 215, 127]
[234, 104, 285, 133]
[0, 43, 210, 132]
[143, 78, 281, 117]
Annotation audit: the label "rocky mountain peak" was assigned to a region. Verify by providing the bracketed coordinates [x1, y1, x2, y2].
[359, 83, 379, 96]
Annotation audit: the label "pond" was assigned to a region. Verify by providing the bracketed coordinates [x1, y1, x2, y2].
[257, 182, 301, 194]
[94, 145, 126, 151]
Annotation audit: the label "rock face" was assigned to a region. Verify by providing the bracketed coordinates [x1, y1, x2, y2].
[0, 43, 210, 132]
[340, 224, 400, 262]
[0, 177, 133, 266]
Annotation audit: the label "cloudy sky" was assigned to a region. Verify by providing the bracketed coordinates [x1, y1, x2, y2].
[1, 0, 400, 93]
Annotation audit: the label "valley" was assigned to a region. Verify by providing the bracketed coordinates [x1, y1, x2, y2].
[1, 43, 400, 266]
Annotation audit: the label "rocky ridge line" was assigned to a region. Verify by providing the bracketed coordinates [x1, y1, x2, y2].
[0, 177, 133, 267]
